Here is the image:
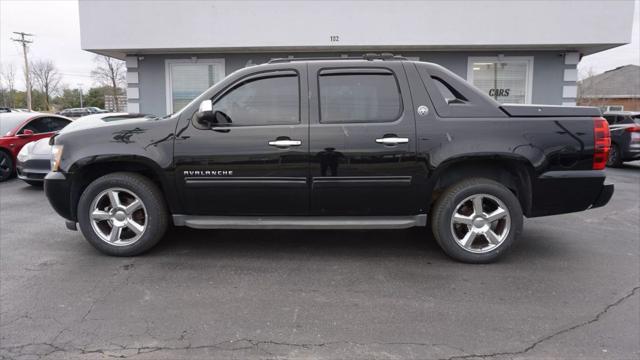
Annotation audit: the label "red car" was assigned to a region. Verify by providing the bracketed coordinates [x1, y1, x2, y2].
[0, 112, 72, 182]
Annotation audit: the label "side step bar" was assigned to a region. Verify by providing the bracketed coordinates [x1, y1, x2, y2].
[172, 215, 427, 230]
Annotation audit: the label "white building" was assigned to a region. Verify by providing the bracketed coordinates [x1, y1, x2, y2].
[78, 0, 635, 116]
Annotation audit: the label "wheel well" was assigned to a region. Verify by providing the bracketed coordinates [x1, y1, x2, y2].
[0, 147, 12, 159]
[70, 161, 166, 220]
[429, 158, 533, 216]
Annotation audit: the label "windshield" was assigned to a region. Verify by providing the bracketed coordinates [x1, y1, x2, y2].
[632, 115, 640, 125]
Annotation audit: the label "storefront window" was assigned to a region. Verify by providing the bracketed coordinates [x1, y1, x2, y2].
[165, 59, 225, 114]
[467, 57, 533, 104]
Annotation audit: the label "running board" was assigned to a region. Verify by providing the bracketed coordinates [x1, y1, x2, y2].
[172, 215, 427, 230]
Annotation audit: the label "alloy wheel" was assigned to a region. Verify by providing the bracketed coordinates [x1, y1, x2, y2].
[0, 153, 12, 180]
[607, 145, 618, 166]
[450, 193, 511, 253]
[89, 187, 147, 246]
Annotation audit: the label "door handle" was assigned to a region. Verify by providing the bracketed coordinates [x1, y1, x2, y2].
[268, 139, 302, 148]
[375, 137, 409, 146]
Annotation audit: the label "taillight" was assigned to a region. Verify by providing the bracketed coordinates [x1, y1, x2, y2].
[593, 117, 610, 170]
[625, 126, 640, 133]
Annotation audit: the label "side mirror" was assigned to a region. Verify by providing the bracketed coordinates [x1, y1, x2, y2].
[19, 129, 34, 137]
[198, 99, 213, 114]
[195, 100, 215, 127]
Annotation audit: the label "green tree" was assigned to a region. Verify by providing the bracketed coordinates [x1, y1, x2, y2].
[84, 87, 107, 108]
[52, 88, 81, 109]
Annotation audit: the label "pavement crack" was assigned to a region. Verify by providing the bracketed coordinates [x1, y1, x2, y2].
[442, 285, 640, 360]
[80, 261, 137, 323]
[3, 287, 637, 359]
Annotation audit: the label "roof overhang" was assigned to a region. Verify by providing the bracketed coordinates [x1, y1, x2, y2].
[90, 43, 629, 61]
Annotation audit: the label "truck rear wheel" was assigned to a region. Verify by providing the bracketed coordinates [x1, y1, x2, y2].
[431, 178, 523, 263]
[77, 172, 168, 256]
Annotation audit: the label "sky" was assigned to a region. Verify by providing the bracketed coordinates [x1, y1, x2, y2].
[0, 0, 638, 91]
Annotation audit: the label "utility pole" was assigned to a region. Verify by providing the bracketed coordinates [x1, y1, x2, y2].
[11, 32, 34, 111]
[78, 83, 83, 108]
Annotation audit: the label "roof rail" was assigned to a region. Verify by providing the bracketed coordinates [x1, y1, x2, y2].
[268, 53, 408, 64]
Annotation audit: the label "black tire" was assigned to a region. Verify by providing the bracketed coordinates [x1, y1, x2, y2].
[77, 172, 168, 256]
[431, 178, 523, 264]
[25, 180, 43, 187]
[606, 143, 623, 168]
[0, 151, 14, 182]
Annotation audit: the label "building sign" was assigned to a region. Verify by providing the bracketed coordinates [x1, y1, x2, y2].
[467, 57, 533, 104]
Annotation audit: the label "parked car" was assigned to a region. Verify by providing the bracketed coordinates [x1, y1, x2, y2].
[44, 55, 613, 263]
[0, 107, 11, 113]
[16, 137, 53, 186]
[85, 107, 108, 114]
[0, 112, 71, 181]
[58, 108, 92, 118]
[603, 111, 640, 167]
[16, 113, 152, 186]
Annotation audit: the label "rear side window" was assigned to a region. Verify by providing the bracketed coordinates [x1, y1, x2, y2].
[46, 117, 71, 131]
[212, 73, 299, 126]
[432, 76, 468, 105]
[318, 69, 401, 123]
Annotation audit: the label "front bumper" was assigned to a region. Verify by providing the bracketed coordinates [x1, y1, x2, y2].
[16, 158, 50, 182]
[44, 171, 74, 221]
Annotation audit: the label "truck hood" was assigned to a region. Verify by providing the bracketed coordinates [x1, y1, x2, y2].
[59, 114, 159, 135]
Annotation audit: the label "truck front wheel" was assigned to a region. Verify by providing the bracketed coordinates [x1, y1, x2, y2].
[77, 172, 168, 256]
[431, 178, 523, 263]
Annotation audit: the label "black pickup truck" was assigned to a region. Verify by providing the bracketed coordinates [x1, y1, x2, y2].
[44, 55, 613, 263]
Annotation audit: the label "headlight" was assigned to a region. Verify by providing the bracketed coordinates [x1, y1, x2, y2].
[17, 143, 32, 162]
[51, 145, 64, 172]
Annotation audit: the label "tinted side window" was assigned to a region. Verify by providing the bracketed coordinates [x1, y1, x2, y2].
[318, 70, 401, 123]
[21, 118, 51, 133]
[212, 74, 299, 126]
[46, 117, 71, 131]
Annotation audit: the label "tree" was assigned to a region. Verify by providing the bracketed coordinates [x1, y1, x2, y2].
[30, 59, 61, 111]
[52, 87, 81, 109]
[1, 64, 17, 108]
[91, 55, 125, 111]
[577, 67, 601, 107]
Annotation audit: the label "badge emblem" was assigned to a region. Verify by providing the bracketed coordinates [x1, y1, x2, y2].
[417, 105, 429, 116]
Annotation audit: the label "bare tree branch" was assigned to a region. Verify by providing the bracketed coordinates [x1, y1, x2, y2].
[31, 59, 62, 110]
[91, 55, 125, 111]
[1, 64, 17, 108]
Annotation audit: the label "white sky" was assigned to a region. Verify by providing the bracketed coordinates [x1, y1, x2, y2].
[1, 0, 638, 91]
[577, 0, 640, 78]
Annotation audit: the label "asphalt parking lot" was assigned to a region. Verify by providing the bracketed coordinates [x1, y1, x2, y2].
[0, 164, 638, 360]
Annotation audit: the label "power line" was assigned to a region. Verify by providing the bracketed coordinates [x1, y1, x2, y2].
[11, 32, 34, 111]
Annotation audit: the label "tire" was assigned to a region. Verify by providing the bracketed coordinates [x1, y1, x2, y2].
[0, 151, 14, 182]
[77, 172, 168, 256]
[25, 180, 43, 187]
[606, 143, 623, 168]
[431, 178, 523, 264]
